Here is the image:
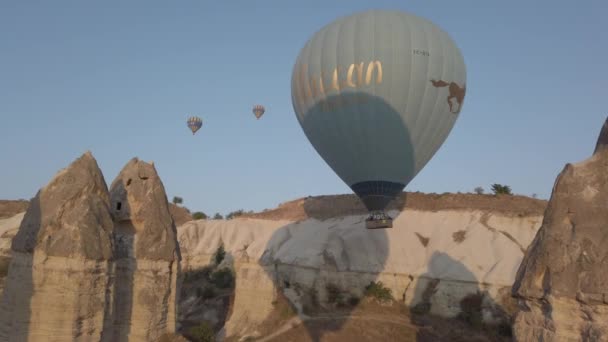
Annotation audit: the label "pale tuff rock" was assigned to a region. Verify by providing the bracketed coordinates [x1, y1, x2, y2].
[178, 208, 543, 339]
[104, 157, 180, 342]
[109, 157, 179, 261]
[0, 153, 181, 342]
[12, 151, 113, 259]
[0, 151, 114, 342]
[512, 117, 608, 341]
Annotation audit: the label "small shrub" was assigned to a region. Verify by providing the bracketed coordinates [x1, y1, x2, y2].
[303, 287, 320, 314]
[474, 186, 484, 195]
[364, 281, 393, 303]
[452, 230, 466, 243]
[279, 303, 296, 319]
[0, 258, 10, 278]
[325, 283, 342, 304]
[459, 291, 485, 328]
[192, 211, 207, 220]
[496, 322, 513, 337]
[210, 268, 234, 289]
[212, 213, 223, 220]
[410, 302, 431, 315]
[172, 196, 183, 205]
[197, 286, 216, 300]
[411, 278, 440, 315]
[189, 321, 215, 342]
[336, 296, 346, 308]
[348, 296, 360, 307]
[225, 209, 245, 220]
[184, 265, 213, 282]
[214, 243, 226, 266]
[491, 184, 512, 195]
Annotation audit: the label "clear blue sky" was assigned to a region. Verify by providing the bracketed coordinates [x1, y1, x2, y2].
[1, 1, 606, 216]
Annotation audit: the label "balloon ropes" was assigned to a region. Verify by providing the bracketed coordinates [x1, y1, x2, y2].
[290, 10, 467, 229]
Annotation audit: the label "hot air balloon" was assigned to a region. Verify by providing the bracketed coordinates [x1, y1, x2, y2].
[252, 105, 265, 119]
[187, 116, 203, 135]
[291, 10, 466, 229]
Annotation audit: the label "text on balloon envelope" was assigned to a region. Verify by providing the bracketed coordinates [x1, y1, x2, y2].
[294, 60, 383, 101]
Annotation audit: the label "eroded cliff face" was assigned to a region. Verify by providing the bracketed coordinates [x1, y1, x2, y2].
[0, 152, 114, 342]
[178, 202, 544, 339]
[512, 118, 608, 341]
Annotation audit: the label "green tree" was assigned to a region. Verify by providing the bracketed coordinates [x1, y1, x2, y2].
[491, 184, 512, 195]
[192, 212, 207, 220]
[474, 186, 484, 194]
[172, 196, 183, 205]
[225, 209, 245, 220]
[211, 268, 234, 289]
[189, 321, 215, 342]
[213, 213, 223, 220]
[364, 281, 393, 303]
[214, 243, 226, 266]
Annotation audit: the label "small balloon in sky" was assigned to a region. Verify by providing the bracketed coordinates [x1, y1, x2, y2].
[187, 116, 203, 135]
[252, 105, 265, 119]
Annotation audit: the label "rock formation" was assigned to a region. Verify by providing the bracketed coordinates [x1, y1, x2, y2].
[0, 151, 114, 341]
[512, 117, 608, 341]
[177, 198, 545, 339]
[0, 153, 181, 342]
[103, 158, 181, 342]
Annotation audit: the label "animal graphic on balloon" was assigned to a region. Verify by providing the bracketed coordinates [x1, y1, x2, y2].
[430, 79, 466, 114]
[291, 10, 467, 229]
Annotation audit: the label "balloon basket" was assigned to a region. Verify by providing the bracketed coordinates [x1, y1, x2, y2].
[365, 212, 393, 229]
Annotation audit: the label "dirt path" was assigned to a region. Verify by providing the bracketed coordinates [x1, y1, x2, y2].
[257, 313, 415, 342]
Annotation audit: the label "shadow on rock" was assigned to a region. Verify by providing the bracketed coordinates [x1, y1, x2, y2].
[103, 181, 136, 342]
[178, 247, 236, 341]
[249, 216, 391, 342]
[410, 251, 512, 342]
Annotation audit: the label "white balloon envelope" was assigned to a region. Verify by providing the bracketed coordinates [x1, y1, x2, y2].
[291, 10, 467, 226]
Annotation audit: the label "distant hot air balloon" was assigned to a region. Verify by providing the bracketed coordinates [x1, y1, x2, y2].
[187, 116, 203, 135]
[291, 10, 466, 229]
[252, 105, 265, 119]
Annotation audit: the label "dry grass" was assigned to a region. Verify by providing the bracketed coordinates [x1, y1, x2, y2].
[0, 200, 29, 219]
[242, 192, 547, 222]
[260, 298, 511, 342]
